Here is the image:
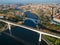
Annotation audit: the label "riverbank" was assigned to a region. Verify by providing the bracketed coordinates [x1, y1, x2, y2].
[0, 24, 8, 32]
[45, 35, 60, 45]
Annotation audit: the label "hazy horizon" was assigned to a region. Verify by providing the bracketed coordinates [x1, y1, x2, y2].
[0, 0, 60, 4]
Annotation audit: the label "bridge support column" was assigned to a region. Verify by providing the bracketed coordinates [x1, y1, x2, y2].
[39, 33, 42, 42]
[39, 33, 42, 45]
[8, 23, 12, 35]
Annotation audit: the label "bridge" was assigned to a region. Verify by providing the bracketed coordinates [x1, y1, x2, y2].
[23, 17, 40, 25]
[0, 19, 60, 42]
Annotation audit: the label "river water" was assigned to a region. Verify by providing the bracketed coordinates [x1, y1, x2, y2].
[0, 10, 48, 45]
[0, 26, 47, 45]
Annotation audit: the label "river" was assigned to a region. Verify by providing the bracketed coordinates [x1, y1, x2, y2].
[0, 8, 48, 45]
[0, 26, 47, 45]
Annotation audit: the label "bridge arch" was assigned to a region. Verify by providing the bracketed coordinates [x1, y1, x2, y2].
[23, 18, 38, 25]
[23, 18, 38, 28]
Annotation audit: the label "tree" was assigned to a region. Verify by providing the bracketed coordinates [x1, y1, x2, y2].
[55, 39, 60, 45]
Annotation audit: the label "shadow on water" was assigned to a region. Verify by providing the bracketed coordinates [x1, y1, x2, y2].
[23, 19, 37, 28]
[0, 32, 25, 45]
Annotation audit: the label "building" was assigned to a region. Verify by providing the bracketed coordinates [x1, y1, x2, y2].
[53, 14, 60, 24]
[0, 14, 5, 19]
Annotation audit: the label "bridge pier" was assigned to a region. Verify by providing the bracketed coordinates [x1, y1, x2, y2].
[8, 23, 12, 35]
[39, 33, 42, 45]
[39, 33, 42, 42]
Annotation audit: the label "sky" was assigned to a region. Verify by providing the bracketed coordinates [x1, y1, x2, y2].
[0, 0, 60, 4]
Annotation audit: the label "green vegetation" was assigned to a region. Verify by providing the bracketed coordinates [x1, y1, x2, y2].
[0, 10, 9, 14]
[7, 15, 23, 22]
[0, 8, 17, 14]
[0, 22, 6, 28]
[40, 15, 60, 32]
[8, 8, 17, 12]
[45, 36, 60, 45]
